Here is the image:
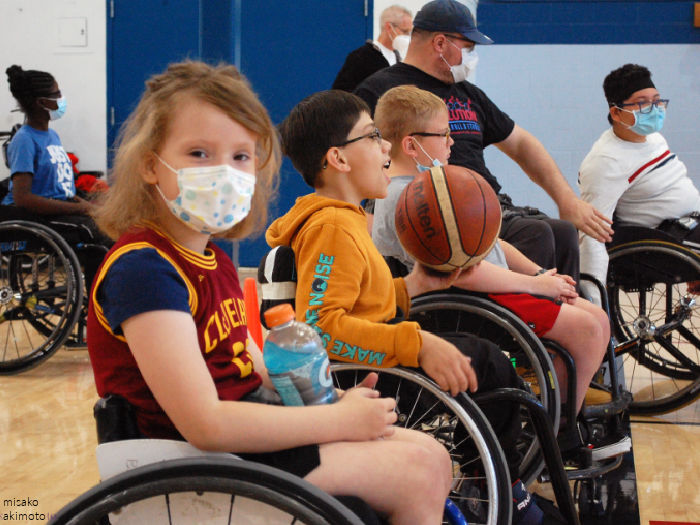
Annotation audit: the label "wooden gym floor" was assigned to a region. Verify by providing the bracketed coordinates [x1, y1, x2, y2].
[1, 269, 698, 524]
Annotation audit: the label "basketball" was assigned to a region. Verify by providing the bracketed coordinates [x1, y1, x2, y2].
[394, 165, 501, 272]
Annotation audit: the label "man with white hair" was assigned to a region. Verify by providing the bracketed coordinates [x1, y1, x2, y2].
[332, 5, 412, 92]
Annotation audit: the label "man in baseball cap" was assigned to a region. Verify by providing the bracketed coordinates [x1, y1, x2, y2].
[413, 0, 493, 45]
[356, 0, 613, 301]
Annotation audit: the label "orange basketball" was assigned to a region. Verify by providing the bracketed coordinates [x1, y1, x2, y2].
[394, 165, 501, 271]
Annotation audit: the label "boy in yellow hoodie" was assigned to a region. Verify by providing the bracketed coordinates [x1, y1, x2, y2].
[267, 90, 547, 525]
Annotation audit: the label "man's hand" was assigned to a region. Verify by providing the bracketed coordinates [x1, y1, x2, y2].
[418, 330, 477, 396]
[559, 198, 613, 243]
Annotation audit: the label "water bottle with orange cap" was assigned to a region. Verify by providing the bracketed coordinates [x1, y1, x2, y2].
[262, 303, 338, 406]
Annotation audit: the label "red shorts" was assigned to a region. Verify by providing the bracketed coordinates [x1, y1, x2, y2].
[487, 293, 562, 337]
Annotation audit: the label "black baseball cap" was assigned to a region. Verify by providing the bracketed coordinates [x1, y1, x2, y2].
[413, 0, 494, 45]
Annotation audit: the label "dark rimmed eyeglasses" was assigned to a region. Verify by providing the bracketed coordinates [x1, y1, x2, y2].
[443, 34, 475, 50]
[615, 99, 670, 114]
[410, 129, 451, 145]
[40, 90, 62, 100]
[333, 128, 383, 147]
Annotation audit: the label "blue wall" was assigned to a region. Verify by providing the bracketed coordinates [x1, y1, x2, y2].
[479, 1, 699, 44]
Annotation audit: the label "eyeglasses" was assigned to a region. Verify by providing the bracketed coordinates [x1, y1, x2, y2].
[444, 34, 475, 49]
[40, 90, 62, 100]
[410, 129, 451, 146]
[616, 99, 670, 114]
[334, 128, 383, 147]
[390, 23, 411, 36]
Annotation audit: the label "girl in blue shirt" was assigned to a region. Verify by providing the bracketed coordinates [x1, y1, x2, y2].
[3, 65, 110, 292]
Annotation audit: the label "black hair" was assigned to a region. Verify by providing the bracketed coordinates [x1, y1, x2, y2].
[6, 65, 57, 114]
[603, 64, 654, 125]
[278, 90, 369, 188]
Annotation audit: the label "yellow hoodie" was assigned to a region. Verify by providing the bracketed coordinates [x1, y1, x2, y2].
[266, 194, 422, 368]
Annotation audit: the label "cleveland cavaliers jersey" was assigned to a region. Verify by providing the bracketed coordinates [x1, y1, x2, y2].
[87, 225, 261, 439]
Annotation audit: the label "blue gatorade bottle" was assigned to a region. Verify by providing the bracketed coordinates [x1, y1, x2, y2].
[262, 303, 338, 406]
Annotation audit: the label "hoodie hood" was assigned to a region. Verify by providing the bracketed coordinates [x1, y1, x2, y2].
[266, 193, 364, 248]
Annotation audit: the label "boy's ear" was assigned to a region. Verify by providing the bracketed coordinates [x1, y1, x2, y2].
[402, 135, 419, 158]
[609, 106, 624, 124]
[325, 146, 350, 172]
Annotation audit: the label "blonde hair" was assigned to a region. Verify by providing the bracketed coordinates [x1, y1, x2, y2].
[94, 61, 280, 240]
[374, 85, 447, 158]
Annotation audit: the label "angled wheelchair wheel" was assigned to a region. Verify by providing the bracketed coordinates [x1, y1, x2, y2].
[332, 364, 512, 525]
[408, 292, 560, 485]
[607, 240, 700, 414]
[0, 221, 83, 374]
[49, 457, 365, 525]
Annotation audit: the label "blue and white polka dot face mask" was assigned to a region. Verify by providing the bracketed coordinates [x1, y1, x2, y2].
[154, 154, 256, 234]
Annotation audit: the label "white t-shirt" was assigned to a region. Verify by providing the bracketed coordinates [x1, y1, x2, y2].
[374, 40, 397, 66]
[578, 128, 700, 287]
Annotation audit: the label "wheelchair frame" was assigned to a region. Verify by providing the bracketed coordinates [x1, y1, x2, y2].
[49, 455, 367, 525]
[0, 219, 84, 374]
[331, 363, 512, 525]
[603, 225, 700, 414]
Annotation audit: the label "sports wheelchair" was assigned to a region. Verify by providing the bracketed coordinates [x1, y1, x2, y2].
[49, 396, 376, 525]
[0, 127, 108, 375]
[50, 394, 481, 525]
[258, 245, 580, 525]
[601, 223, 700, 415]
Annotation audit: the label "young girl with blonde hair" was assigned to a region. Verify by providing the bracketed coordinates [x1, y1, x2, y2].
[87, 61, 452, 525]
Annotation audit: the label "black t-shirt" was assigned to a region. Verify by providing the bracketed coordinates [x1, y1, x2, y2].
[355, 63, 515, 194]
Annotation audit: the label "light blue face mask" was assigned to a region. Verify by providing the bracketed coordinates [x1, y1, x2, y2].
[46, 97, 67, 121]
[621, 104, 665, 136]
[413, 138, 443, 172]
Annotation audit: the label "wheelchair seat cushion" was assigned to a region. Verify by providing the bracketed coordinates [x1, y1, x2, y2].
[607, 223, 678, 248]
[258, 245, 297, 329]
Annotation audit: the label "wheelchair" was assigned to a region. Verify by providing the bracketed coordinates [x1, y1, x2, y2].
[0, 219, 84, 374]
[49, 395, 476, 525]
[602, 223, 700, 415]
[49, 396, 372, 525]
[0, 127, 108, 375]
[258, 246, 581, 525]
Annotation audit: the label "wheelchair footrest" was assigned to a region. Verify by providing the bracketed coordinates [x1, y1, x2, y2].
[581, 390, 632, 420]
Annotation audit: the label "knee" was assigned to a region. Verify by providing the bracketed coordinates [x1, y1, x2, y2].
[594, 310, 611, 355]
[579, 313, 608, 361]
[400, 441, 452, 502]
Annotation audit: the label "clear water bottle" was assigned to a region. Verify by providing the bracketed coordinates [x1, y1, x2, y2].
[262, 304, 338, 406]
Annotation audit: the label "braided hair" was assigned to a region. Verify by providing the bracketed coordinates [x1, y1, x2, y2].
[6, 65, 56, 114]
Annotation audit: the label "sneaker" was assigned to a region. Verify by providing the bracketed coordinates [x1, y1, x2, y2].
[590, 433, 632, 461]
[511, 479, 543, 525]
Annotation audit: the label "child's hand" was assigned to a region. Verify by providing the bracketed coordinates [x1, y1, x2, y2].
[404, 263, 462, 298]
[533, 268, 578, 301]
[337, 372, 398, 440]
[418, 331, 478, 396]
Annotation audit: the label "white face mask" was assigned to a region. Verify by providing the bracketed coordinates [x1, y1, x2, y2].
[392, 35, 410, 60]
[442, 41, 478, 84]
[154, 154, 256, 234]
[462, 48, 479, 81]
